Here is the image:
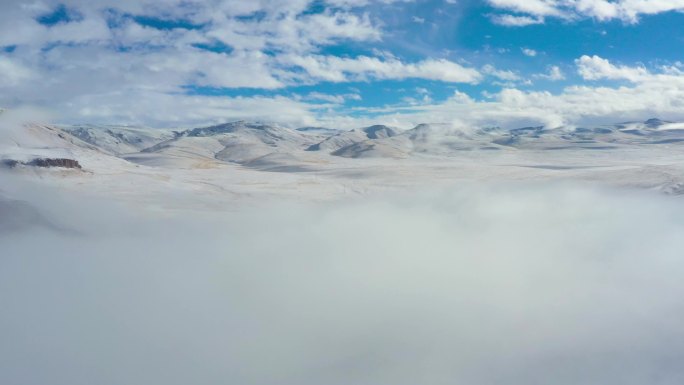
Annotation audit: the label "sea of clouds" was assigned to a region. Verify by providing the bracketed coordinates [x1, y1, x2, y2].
[2, 175, 684, 385]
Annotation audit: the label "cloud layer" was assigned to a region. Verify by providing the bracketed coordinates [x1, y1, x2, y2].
[3, 181, 684, 385]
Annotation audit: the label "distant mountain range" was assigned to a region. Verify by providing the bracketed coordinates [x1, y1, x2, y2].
[2, 118, 684, 172]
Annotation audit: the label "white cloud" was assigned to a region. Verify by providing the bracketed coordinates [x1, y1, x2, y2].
[59, 91, 320, 127]
[574, 0, 621, 20]
[230, 10, 382, 53]
[0, 0, 384, 91]
[317, 56, 684, 130]
[327, 0, 416, 7]
[1, 1, 682, 129]
[5, 18, 683, 134]
[535, 65, 565, 81]
[489, 14, 545, 26]
[488, 0, 684, 25]
[302, 92, 362, 104]
[521, 48, 537, 57]
[488, 0, 564, 17]
[0, 0, 491, 126]
[576, 55, 650, 82]
[283, 55, 482, 84]
[482, 64, 520, 81]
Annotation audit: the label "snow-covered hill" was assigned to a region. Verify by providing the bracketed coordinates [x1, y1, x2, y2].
[4, 117, 684, 197]
[6, 118, 684, 165]
[307, 124, 404, 155]
[139, 121, 319, 166]
[322, 119, 684, 158]
[60, 125, 178, 155]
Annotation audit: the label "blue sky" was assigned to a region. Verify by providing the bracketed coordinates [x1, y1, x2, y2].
[1, 0, 684, 128]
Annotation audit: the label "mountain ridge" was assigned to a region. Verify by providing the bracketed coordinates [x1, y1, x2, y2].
[4, 118, 684, 171]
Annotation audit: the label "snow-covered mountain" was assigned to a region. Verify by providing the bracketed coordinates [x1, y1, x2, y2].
[320, 119, 684, 158]
[138, 121, 319, 166]
[307, 125, 403, 154]
[4, 117, 684, 172]
[60, 124, 178, 155]
[0, 123, 103, 169]
[4, 117, 684, 199]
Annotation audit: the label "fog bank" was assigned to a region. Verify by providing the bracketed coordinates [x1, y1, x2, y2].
[2, 182, 684, 385]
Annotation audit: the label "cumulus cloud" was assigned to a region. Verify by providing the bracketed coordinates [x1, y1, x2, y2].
[317, 55, 684, 130]
[6, 47, 682, 130]
[3, 177, 684, 385]
[576, 55, 650, 82]
[0, 0, 489, 126]
[1, 1, 682, 128]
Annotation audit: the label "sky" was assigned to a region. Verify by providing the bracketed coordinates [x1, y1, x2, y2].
[1, 0, 684, 129]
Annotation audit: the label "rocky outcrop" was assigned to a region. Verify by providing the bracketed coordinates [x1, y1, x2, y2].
[2, 158, 82, 169]
[28, 158, 82, 169]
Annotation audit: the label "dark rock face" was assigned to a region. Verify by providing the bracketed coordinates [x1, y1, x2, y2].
[2, 158, 82, 169]
[27, 158, 82, 169]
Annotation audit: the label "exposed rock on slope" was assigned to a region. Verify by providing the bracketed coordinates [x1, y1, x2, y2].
[28, 158, 82, 169]
[3, 158, 82, 169]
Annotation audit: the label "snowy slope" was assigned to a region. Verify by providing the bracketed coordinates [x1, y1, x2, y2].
[139, 121, 318, 166]
[308, 125, 403, 153]
[61, 125, 178, 155]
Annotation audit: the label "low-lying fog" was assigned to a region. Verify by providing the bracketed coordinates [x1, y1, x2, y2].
[2, 178, 684, 385]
